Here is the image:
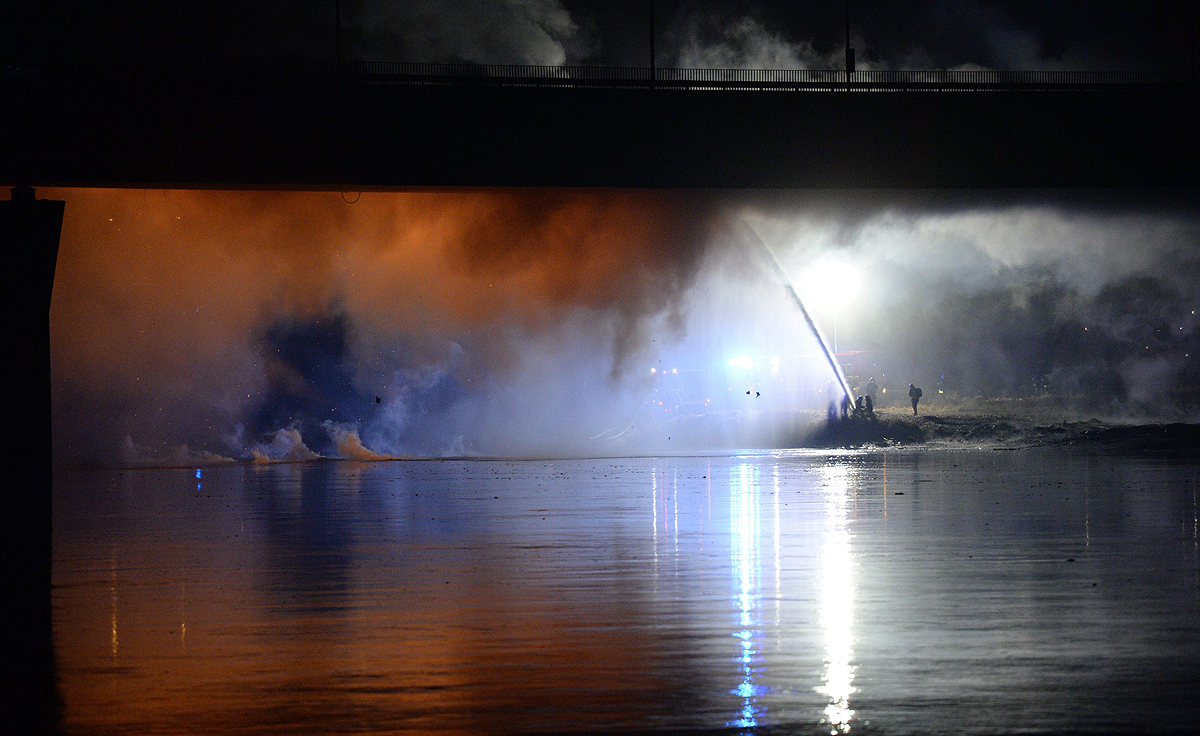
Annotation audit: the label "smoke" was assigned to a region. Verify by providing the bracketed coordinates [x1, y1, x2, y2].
[21, 0, 1186, 73]
[121, 435, 234, 466]
[670, 15, 882, 71]
[353, 0, 586, 64]
[658, 2, 1177, 73]
[667, 11, 1079, 73]
[48, 188, 718, 465]
[323, 421, 395, 460]
[753, 199, 1200, 417]
[251, 427, 321, 463]
[950, 0, 1123, 72]
[675, 16, 831, 70]
[47, 188, 1200, 465]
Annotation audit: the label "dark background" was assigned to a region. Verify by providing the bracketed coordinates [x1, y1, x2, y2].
[4, 0, 1196, 71]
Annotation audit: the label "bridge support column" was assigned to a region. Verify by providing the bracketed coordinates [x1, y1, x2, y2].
[0, 185, 64, 735]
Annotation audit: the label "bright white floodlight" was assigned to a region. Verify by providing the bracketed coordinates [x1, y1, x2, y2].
[728, 355, 756, 370]
[799, 257, 861, 353]
[800, 258, 860, 311]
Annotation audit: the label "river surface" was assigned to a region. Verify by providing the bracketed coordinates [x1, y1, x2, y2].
[54, 451, 1200, 735]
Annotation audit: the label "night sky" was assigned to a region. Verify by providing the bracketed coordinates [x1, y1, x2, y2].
[6, 1, 1196, 72]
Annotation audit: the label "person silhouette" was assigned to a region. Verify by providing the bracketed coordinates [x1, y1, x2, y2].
[864, 377, 879, 404]
[864, 394, 874, 417]
[908, 383, 922, 415]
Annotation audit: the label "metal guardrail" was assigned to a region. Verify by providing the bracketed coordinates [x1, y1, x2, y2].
[661, 67, 1180, 85]
[317, 62, 1191, 90]
[7, 58, 1193, 90]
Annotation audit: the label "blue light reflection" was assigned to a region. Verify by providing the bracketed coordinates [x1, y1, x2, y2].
[729, 462, 765, 728]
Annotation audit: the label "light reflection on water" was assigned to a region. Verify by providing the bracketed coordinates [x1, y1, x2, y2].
[53, 452, 1200, 734]
[816, 465, 855, 734]
[730, 462, 764, 728]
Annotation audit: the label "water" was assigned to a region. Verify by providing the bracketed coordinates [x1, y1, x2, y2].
[54, 451, 1200, 734]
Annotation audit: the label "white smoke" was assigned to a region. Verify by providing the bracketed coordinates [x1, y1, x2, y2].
[854, 208, 1196, 296]
[251, 427, 321, 463]
[354, 0, 580, 64]
[121, 435, 234, 467]
[756, 200, 1200, 414]
[959, 1, 1105, 72]
[667, 5, 1119, 73]
[674, 16, 882, 71]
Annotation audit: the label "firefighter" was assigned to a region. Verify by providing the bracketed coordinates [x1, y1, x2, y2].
[908, 383, 922, 415]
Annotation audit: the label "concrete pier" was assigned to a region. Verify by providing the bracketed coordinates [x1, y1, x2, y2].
[0, 186, 64, 735]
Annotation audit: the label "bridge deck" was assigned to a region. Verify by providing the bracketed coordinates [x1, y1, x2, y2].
[3, 63, 1198, 189]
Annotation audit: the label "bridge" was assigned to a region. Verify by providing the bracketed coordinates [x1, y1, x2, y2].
[4, 61, 1198, 189]
[1, 61, 1198, 734]
[9, 58, 1190, 87]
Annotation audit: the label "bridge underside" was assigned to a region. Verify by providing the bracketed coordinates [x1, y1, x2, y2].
[4, 72, 1198, 190]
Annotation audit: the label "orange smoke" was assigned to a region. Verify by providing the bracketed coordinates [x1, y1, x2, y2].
[46, 188, 718, 461]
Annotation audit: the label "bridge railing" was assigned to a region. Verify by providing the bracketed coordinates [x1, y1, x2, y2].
[326, 60, 654, 81]
[9, 57, 1194, 90]
[320, 61, 1190, 90]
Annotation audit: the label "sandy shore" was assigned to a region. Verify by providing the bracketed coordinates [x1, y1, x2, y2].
[592, 395, 1200, 457]
[804, 405, 1200, 456]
